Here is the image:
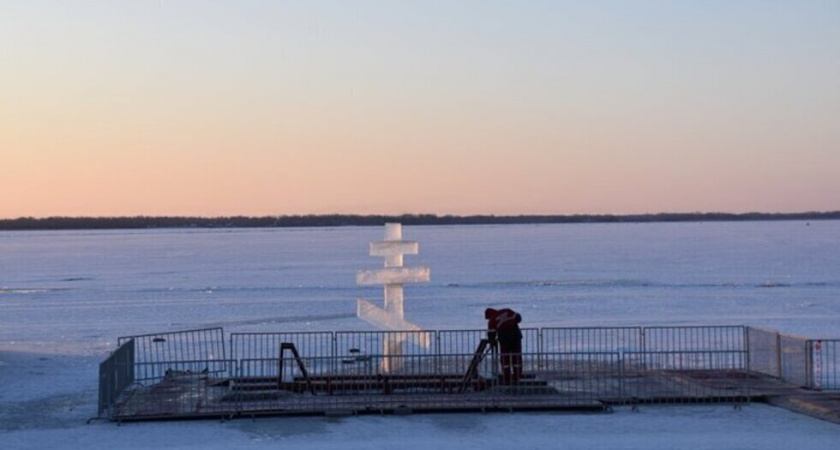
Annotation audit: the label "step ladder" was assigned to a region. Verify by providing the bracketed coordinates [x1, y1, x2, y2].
[278, 342, 315, 394]
[459, 338, 494, 393]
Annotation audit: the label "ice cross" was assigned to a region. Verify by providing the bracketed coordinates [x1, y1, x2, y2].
[357, 223, 430, 372]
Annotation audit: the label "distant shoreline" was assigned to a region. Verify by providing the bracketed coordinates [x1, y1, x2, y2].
[1, 212, 838, 231]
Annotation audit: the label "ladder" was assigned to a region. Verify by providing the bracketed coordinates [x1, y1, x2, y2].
[278, 342, 315, 394]
[459, 338, 494, 393]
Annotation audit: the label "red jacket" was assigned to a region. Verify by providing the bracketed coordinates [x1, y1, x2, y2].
[486, 308, 521, 332]
[485, 308, 522, 344]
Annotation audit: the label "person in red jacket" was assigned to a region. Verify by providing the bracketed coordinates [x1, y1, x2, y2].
[484, 307, 523, 384]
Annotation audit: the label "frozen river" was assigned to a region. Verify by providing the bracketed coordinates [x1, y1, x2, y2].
[1, 221, 839, 448]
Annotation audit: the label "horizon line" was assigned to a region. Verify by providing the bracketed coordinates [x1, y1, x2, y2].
[2, 211, 839, 231]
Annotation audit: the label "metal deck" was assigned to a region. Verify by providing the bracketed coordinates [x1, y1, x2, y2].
[109, 368, 763, 422]
[98, 326, 840, 423]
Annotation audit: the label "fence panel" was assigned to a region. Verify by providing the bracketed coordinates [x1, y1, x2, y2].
[436, 330, 497, 377]
[539, 352, 623, 405]
[363, 353, 497, 412]
[436, 328, 539, 375]
[778, 334, 810, 387]
[234, 352, 614, 415]
[131, 358, 234, 386]
[104, 324, 840, 421]
[626, 350, 747, 372]
[236, 354, 496, 415]
[811, 340, 839, 390]
[98, 339, 135, 418]
[644, 326, 746, 352]
[230, 332, 335, 361]
[335, 330, 436, 356]
[334, 330, 437, 373]
[118, 327, 226, 366]
[540, 327, 643, 353]
[623, 350, 749, 405]
[113, 359, 237, 421]
[436, 329, 485, 357]
[237, 358, 333, 415]
[436, 328, 540, 355]
[747, 327, 781, 378]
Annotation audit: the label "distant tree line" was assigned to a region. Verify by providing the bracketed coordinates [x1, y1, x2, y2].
[1, 211, 839, 231]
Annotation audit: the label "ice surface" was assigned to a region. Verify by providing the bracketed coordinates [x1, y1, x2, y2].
[3, 400, 840, 450]
[2, 222, 840, 449]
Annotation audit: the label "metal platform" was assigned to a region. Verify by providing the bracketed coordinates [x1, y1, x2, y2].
[97, 326, 840, 423]
[108, 367, 763, 422]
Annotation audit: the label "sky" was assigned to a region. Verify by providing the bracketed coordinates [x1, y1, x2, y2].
[1, 0, 839, 218]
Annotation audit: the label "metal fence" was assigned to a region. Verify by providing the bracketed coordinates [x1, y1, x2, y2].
[747, 327, 813, 388]
[99, 324, 840, 421]
[541, 327, 642, 353]
[98, 339, 135, 417]
[230, 332, 335, 360]
[779, 333, 811, 387]
[112, 359, 238, 420]
[644, 326, 746, 352]
[119, 351, 617, 420]
[118, 328, 227, 383]
[118, 328, 225, 363]
[747, 327, 782, 378]
[623, 349, 750, 405]
[811, 339, 840, 391]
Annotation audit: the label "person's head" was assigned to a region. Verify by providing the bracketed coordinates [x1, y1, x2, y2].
[484, 308, 497, 319]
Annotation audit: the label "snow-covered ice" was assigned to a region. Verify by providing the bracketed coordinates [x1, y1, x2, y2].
[2, 222, 839, 449]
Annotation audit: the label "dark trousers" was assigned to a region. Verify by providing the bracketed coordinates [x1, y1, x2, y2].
[498, 330, 523, 384]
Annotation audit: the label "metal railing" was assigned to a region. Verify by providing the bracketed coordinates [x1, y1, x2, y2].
[99, 324, 840, 420]
[230, 331, 334, 360]
[118, 328, 227, 383]
[545, 352, 624, 404]
[541, 327, 643, 353]
[747, 327, 812, 388]
[98, 339, 134, 417]
[623, 349, 750, 405]
[118, 328, 226, 364]
[117, 351, 618, 420]
[643, 326, 746, 352]
[335, 330, 437, 357]
[779, 333, 810, 387]
[747, 327, 782, 378]
[810, 339, 840, 391]
[111, 359, 237, 420]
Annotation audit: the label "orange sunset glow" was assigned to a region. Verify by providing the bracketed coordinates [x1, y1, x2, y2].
[2, 1, 839, 218]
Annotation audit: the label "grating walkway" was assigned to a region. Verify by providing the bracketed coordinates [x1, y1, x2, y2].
[111, 369, 780, 422]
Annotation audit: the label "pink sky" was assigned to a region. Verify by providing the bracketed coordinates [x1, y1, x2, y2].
[2, 1, 838, 218]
